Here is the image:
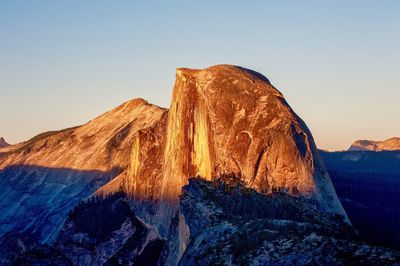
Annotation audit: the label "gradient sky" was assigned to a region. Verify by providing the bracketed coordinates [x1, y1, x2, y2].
[0, 1, 399, 151]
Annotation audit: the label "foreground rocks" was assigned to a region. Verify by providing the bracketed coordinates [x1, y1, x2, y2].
[9, 178, 400, 266]
[54, 192, 165, 265]
[179, 178, 400, 266]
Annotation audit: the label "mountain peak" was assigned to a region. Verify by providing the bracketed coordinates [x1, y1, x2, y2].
[177, 65, 272, 84]
[0, 137, 10, 148]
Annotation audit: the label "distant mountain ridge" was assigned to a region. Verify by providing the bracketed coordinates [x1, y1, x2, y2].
[348, 137, 400, 151]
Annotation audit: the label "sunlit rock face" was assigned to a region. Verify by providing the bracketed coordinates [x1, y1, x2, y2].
[121, 65, 347, 221]
[0, 99, 165, 172]
[121, 113, 168, 201]
[349, 137, 400, 151]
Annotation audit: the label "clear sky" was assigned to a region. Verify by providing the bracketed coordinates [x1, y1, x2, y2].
[0, 1, 399, 151]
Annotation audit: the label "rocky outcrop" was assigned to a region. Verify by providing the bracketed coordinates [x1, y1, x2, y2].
[349, 137, 400, 151]
[0, 137, 9, 148]
[54, 193, 165, 266]
[178, 178, 400, 265]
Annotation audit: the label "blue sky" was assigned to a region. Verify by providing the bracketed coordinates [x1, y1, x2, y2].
[0, 0, 399, 150]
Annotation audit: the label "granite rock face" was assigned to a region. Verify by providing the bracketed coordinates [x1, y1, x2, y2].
[119, 65, 347, 220]
[349, 137, 400, 151]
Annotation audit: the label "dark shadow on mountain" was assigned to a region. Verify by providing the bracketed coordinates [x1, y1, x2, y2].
[321, 150, 400, 250]
[0, 164, 122, 248]
[234, 66, 271, 83]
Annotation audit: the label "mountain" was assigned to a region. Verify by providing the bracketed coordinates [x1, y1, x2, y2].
[0, 137, 10, 148]
[321, 150, 400, 250]
[96, 65, 348, 263]
[348, 137, 400, 151]
[0, 99, 166, 244]
[4, 64, 396, 265]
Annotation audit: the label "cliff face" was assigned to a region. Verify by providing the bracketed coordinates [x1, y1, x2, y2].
[349, 137, 400, 151]
[121, 65, 346, 221]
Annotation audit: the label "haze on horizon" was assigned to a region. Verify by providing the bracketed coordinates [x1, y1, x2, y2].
[0, 1, 399, 151]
